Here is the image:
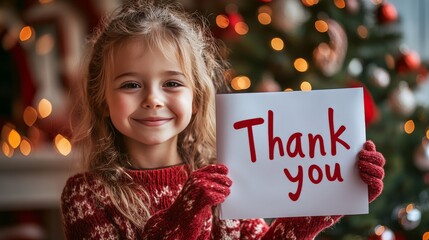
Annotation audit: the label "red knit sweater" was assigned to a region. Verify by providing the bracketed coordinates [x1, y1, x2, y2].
[61, 164, 344, 239]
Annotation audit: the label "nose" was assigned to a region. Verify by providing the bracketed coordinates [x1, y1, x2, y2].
[141, 87, 164, 109]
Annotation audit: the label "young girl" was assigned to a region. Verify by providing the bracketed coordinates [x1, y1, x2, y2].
[61, 0, 386, 239]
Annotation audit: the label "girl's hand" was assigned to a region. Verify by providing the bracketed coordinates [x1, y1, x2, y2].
[357, 140, 385, 203]
[171, 164, 232, 215]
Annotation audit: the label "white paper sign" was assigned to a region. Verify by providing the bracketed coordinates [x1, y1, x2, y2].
[216, 88, 368, 219]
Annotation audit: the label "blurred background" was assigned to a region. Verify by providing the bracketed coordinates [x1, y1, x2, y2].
[0, 0, 428, 239]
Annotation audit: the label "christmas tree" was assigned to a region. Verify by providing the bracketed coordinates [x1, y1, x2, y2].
[187, 0, 429, 239]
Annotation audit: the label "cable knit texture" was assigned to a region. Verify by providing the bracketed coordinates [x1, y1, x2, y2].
[61, 141, 384, 239]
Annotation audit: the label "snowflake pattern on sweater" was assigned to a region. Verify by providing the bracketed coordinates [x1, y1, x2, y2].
[61, 164, 340, 239]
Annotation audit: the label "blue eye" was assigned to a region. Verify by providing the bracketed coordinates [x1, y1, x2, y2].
[120, 82, 141, 89]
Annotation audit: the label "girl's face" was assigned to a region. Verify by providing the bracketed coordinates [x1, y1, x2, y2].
[105, 38, 194, 150]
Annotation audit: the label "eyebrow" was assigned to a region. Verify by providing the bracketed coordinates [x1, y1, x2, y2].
[113, 70, 186, 81]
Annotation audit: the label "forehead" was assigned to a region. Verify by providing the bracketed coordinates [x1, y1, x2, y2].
[114, 37, 181, 65]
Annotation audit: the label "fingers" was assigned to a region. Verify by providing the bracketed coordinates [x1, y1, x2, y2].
[363, 140, 376, 152]
[358, 160, 384, 181]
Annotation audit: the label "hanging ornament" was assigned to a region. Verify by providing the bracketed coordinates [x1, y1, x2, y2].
[414, 138, 429, 171]
[368, 64, 391, 88]
[313, 19, 348, 77]
[368, 225, 395, 240]
[395, 50, 421, 74]
[376, 2, 398, 24]
[345, 0, 360, 14]
[348, 81, 379, 127]
[388, 81, 416, 117]
[270, 0, 308, 34]
[393, 204, 422, 230]
[255, 73, 281, 92]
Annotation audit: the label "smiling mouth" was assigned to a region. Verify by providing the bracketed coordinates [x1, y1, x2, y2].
[134, 117, 173, 127]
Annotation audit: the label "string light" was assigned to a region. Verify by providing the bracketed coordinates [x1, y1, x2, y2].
[270, 37, 284, 51]
[234, 22, 249, 35]
[423, 232, 429, 240]
[300, 81, 312, 91]
[315, 20, 328, 33]
[216, 15, 229, 29]
[294, 58, 309, 72]
[302, 0, 319, 7]
[357, 25, 369, 39]
[257, 12, 271, 25]
[8, 129, 21, 149]
[19, 26, 33, 42]
[54, 134, 72, 156]
[38, 98, 52, 119]
[23, 106, 38, 127]
[404, 120, 415, 134]
[231, 76, 251, 91]
[19, 138, 32, 156]
[2, 142, 13, 158]
[334, 0, 346, 9]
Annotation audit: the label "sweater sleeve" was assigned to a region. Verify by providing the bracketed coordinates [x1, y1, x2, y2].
[61, 174, 123, 239]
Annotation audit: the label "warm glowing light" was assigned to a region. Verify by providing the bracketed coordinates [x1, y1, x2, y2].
[294, 58, 309, 72]
[385, 54, 395, 69]
[334, 0, 346, 8]
[374, 225, 386, 236]
[405, 203, 415, 212]
[315, 20, 328, 33]
[20, 138, 32, 156]
[258, 13, 272, 25]
[423, 232, 429, 240]
[300, 81, 312, 91]
[302, 0, 319, 7]
[55, 134, 72, 156]
[231, 76, 251, 90]
[39, 0, 54, 3]
[19, 26, 33, 42]
[23, 106, 38, 127]
[2, 142, 13, 158]
[36, 34, 55, 55]
[258, 5, 272, 15]
[38, 98, 52, 118]
[357, 25, 368, 38]
[284, 88, 293, 92]
[270, 37, 284, 51]
[234, 22, 249, 35]
[1, 124, 13, 141]
[8, 129, 21, 149]
[216, 15, 229, 29]
[404, 120, 415, 134]
[426, 129, 429, 139]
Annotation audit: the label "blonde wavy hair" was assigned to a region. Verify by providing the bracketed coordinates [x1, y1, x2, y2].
[72, 0, 230, 227]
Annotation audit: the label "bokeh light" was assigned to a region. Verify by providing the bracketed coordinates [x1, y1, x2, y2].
[54, 134, 72, 156]
[19, 138, 32, 156]
[357, 25, 368, 39]
[315, 20, 329, 33]
[294, 58, 309, 72]
[234, 22, 249, 35]
[334, 0, 346, 9]
[38, 98, 52, 118]
[231, 76, 251, 90]
[2, 142, 14, 158]
[36, 34, 55, 55]
[23, 106, 38, 127]
[300, 81, 312, 91]
[8, 129, 21, 149]
[258, 12, 271, 25]
[216, 15, 229, 29]
[404, 120, 415, 134]
[19, 26, 33, 42]
[271, 37, 284, 51]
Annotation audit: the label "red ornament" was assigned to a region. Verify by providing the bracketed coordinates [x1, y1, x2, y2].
[395, 50, 421, 73]
[376, 2, 398, 24]
[347, 81, 379, 127]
